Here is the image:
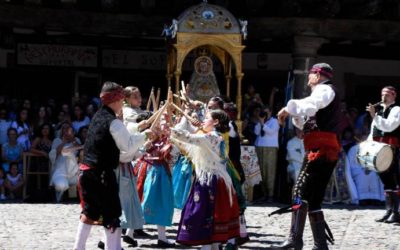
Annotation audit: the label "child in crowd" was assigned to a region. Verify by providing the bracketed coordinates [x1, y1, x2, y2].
[4, 163, 24, 199]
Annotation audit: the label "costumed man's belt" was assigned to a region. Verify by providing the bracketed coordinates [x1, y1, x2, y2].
[303, 131, 340, 162]
[373, 136, 399, 147]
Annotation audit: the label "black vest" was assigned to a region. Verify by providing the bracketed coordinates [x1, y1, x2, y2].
[372, 104, 400, 138]
[304, 82, 341, 135]
[82, 106, 120, 171]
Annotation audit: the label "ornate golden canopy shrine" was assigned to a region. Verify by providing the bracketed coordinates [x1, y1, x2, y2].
[165, 1, 246, 121]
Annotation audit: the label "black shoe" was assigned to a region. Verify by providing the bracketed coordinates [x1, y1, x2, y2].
[122, 235, 138, 247]
[157, 239, 175, 248]
[98, 240, 105, 249]
[385, 212, 400, 224]
[236, 235, 250, 246]
[224, 243, 238, 250]
[98, 240, 125, 249]
[134, 229, 151, 238]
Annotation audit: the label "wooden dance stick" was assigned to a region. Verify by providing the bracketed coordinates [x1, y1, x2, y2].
[150, 102, 168, 130]
[155, 88, 161, 110]
[151, 89, 158, 112]
[171, 103, 199, 125]
[181, 80, 186, 95]
[173, 94, 189, 103]
[146, 107, 162, 124]
[146, 87, 154, 111]
[180, 90, 188, 102]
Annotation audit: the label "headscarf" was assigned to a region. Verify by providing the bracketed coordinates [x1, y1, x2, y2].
[100, 86, 124, 105]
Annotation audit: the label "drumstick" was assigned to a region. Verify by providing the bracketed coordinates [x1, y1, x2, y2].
[146, 87, 154, 111]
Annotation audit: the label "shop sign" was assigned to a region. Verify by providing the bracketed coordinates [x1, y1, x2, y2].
[17, 43, 98, 67]
[102, 50, 167, 70]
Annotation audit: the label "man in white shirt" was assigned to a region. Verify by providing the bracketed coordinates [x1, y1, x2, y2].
[276, 63, 340, 250]
[366, 86, 400, 224]
[73, 82, 153, 250]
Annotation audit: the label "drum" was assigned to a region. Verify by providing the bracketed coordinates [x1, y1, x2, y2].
[357, 140, 393, 172]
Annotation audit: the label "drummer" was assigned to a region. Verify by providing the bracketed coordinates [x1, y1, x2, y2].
[367, 86, 400, 224]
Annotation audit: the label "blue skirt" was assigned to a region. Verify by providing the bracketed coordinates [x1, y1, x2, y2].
[117, 163, 145, 230]
[172, 155, 193, 209]
[142, 162, 174, 226]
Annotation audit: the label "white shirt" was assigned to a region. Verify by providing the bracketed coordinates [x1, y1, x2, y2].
[285, 82, 335, 130]
[110, 119, 146, 163]
[254, 117, 280, 147]
[367, 104, 400, 140]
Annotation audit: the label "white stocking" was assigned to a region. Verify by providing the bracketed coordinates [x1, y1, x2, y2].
[104, 227, 122, 250]
[126, 228, 134, 238]
[73, 221, 92, 250]
[211, 243, 220, 250]
[201, 245, 212, 250]
[157, 225, 172, 243]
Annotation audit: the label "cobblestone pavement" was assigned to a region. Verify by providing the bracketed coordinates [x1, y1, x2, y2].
[0, 201, 400, 250]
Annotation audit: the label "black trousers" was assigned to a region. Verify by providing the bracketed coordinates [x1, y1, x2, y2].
[292, 154, 337, 211]
[78, 169, 121, 228]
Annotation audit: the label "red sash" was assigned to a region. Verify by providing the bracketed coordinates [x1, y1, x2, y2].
[303, 131, 340, 162]
[373, 136, 399, 147]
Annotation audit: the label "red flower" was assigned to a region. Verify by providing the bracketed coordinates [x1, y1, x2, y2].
[307, 151, 321, 162]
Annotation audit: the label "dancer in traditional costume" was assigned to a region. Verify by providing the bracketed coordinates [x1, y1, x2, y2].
[73, 82, 153, 250]
[120, 86, 152, 242]
[133, 112, 175, 248]
[170, 109, 240, 250]
[277, 63, 341, 249]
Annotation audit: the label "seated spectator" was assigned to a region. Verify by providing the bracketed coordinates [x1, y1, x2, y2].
[49, 122, 82, 202]
[10, 108, 31, 151]
[54, 110, 71, 138]
[0, 106, 10, 145]
[347, 140, 385, 204]
[77, 125, 88, 163]
[71, 104, 90, 135]
[4, 162, 24, 199]
[30, 123, 54, 172]
[1, 128, 23, 173]
[0, 167, 6, 200]
[286, 128, 304, 184]
[32, 106, 51, 136]
[324, 147, 358, 205]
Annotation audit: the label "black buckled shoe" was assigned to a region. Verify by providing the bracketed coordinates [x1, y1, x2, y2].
[236, 235, 250, 246]
[157, 240, 176, 248]
[122, 235, 138, 247]
[134, 229, 152, 238]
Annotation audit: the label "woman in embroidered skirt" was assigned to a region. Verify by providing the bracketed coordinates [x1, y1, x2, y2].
[170, 109, 240, 250]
